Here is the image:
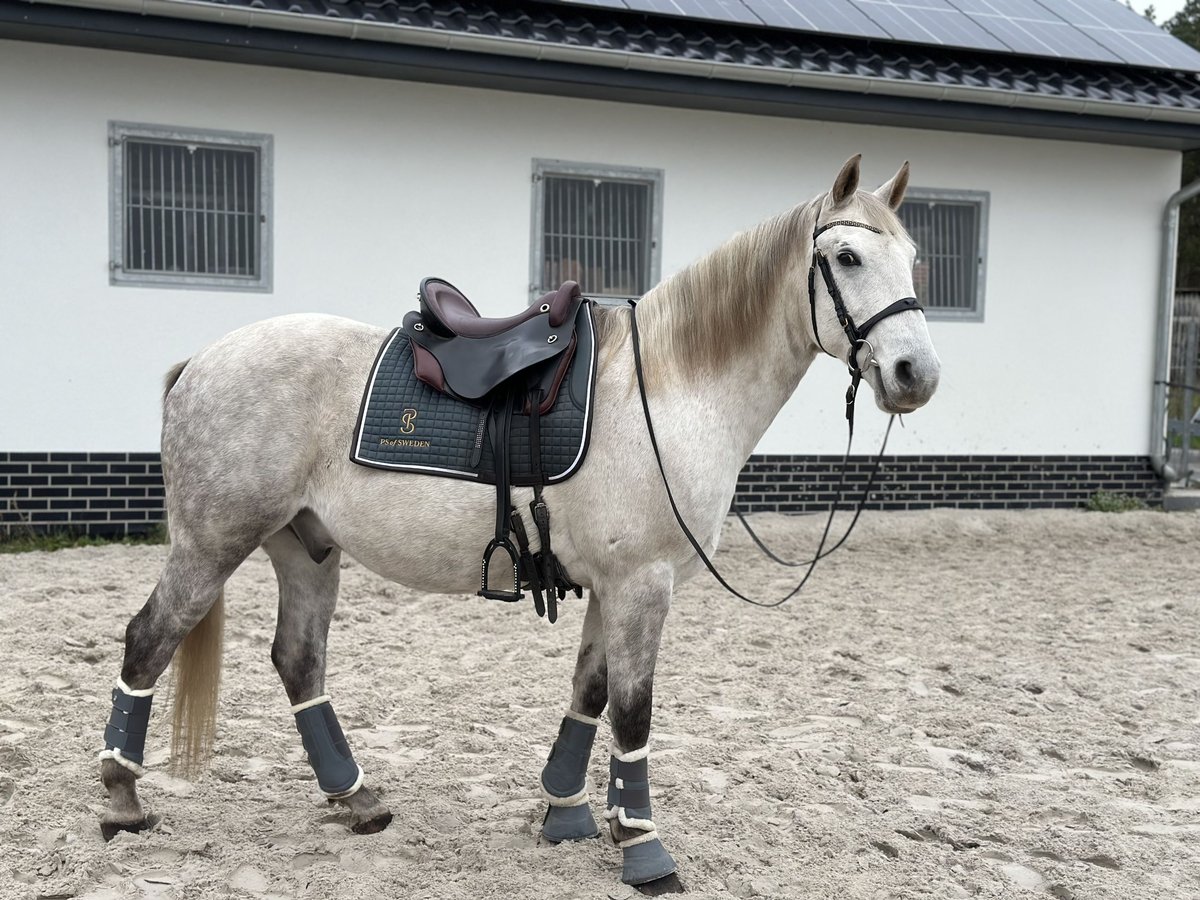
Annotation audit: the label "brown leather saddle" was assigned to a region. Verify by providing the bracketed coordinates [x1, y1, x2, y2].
[400, 277, 588, 620]
[404, 278, 583, 415]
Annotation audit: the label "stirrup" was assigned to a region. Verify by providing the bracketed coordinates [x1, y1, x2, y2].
[479, 537, 523, 601]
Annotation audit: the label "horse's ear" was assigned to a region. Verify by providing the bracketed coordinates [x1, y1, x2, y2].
[875, 161, 910, 210]
[830, 154, 862, 207]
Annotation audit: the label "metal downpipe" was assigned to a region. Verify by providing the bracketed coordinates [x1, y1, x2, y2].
[1152, 178, 1200, 482]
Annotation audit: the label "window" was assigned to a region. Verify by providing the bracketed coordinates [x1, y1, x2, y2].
[109, 122, 272, 291]
[530, 160, 663, 302]
[897, 188, 988, 321]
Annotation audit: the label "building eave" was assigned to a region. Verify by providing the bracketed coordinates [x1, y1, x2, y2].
[5, 0, 1200, 149]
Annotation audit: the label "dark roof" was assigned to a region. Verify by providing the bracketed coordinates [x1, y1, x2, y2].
[542, 0, 1200, 73]
[211, 0, 1200, 110]
[5, 0, 1200, 147]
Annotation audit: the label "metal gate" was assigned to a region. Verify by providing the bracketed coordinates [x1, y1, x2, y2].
[1168, 292, 1200, 484]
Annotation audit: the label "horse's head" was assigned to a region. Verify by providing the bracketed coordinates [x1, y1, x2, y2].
[808, 155, 941, 415]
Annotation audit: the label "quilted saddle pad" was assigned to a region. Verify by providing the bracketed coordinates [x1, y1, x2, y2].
[350, 303, 597, 485]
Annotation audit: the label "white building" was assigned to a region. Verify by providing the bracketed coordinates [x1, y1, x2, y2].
[2, 0, 1198, 534]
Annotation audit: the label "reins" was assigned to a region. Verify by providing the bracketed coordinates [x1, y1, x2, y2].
[731, 416, 894, 569]
[628, 217, 924, 608]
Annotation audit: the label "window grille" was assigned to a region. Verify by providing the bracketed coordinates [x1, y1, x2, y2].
[110, 123, 272, 291]
[897, 189, 988, 320]
[531, 161, 663, 301]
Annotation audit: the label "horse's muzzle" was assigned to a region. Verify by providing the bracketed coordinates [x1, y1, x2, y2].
[876, 354, 940, 413]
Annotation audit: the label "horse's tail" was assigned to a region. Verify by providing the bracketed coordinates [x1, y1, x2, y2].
[163, 359, 189, 402]
[162, 355, 224, 777]
[170, 587, 226, 778]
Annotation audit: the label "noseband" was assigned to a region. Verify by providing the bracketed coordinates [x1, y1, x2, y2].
[807, 219, 923, 429]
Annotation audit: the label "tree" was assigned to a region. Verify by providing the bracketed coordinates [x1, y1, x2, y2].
[1166, 2, 1200, 288]
[1132, 3, 1158, 24]
[1165, 2, 1200, 46]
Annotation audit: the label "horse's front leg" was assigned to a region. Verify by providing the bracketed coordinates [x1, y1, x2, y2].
[602, 565, 681, 890]
[541, 591, 607, 842]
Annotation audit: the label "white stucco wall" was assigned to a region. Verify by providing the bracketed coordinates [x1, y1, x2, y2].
[0, 39, 1179, 455]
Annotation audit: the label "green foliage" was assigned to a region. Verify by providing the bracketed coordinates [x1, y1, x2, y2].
[0, 526, 168, 554]
[1179, 142, 1200, 289]
[1085, 491, 1148, 512]
[1166, 1, 1200, 46]
[1167, 3, 1200, 287]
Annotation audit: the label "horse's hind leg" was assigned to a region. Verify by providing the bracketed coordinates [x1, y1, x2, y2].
[263, 525, 392, 834]
[99, 541, 247, 840]
[540, 591, 607, 842]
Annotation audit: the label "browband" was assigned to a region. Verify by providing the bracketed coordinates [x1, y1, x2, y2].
[813, 220, 883, 239]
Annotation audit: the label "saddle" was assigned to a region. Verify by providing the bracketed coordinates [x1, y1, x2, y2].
[405, 278, 583, 415]
[352, 278, 596, 622]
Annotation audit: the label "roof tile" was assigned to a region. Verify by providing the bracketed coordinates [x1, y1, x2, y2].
[163, 0, 1200, 110]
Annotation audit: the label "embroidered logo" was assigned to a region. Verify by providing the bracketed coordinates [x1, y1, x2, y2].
[400, 408, 418, 434]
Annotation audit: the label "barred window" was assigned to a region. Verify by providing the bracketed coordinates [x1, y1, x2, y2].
[897, 189, 988, 320]
[109, 123, 272, 291]
[531, 160, 663, 301]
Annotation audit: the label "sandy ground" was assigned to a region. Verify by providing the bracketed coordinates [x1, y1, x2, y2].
[0, 509, 1198, 900]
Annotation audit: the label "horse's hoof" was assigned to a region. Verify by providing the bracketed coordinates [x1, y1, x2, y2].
[542, 803, 600, 842]
[622, 837, 678, 887]
[100, 818, 150, 842]
[350, 810, 393, 835]
[634, 872, 685, 895]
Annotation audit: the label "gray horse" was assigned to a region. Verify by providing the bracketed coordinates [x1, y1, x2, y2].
[97, 154, 940, 891]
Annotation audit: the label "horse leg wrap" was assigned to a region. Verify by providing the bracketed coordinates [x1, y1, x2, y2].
[97, 678, 154, 777]
[605, 745, 677, 885]
[292, 696, 364, 800]
[540, 711, 600, 842]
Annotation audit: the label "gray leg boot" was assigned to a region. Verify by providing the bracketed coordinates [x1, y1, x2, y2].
[540, 711, 600, 842]
[606, 746, 677, 885]
[98, 678, 154, 776]
[293, 696, 363, 799]
[97, 678, 155, 840]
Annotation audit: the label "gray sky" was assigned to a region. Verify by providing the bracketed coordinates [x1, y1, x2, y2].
[1152, 0, 1187, 24]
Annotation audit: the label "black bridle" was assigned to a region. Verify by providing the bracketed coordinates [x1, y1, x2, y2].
[807, 219, 923, 435]
[628, 217, 925, 608]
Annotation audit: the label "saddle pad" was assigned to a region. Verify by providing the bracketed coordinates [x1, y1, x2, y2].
[350, 303, 597, 485]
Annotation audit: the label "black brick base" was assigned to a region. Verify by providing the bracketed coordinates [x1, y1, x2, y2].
[0, 451, 1165, 537]
[0, 452, 165, 538]
[736, 454, 1164, 513]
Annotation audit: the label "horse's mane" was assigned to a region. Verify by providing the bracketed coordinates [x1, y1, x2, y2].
[595, 190, 905, 383]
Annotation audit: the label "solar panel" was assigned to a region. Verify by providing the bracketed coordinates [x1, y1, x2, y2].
[1087, 27, 1200, 68]
[851, 0, 1009, 51]
[546, 0, 1200, 71]
[558, 0, 630, 9]
[709, 0, 762, 23]
[748, 0, 889, 38]
[552, 0, 637, 10]
[973, 13, 1122, 60]
[949, 0, 1047, 16]
[1038, 0, 1161, 32]
[626, 0, 763, 25]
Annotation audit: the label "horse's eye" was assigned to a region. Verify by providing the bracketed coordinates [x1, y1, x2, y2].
[837, 250, 860, 267]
